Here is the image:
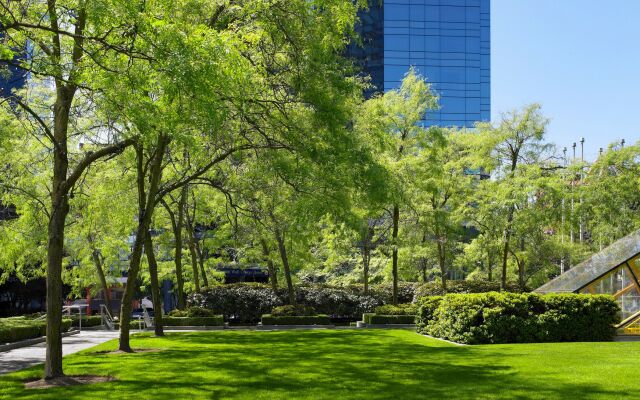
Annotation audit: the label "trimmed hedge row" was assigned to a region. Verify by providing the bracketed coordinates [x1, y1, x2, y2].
[261, 314, 332, 326]
[0, 317, 72, 344]
[416, 293, 619, 344]
[374, 303, 417, 316]
[363, 314, 415, 325]
[412, 280, 524, 301]
[163, 316, 224, 327]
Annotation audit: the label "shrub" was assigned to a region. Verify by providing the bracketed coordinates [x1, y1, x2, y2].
[186, 307, 217, 317]
[70, 315, 104, 327]
[271, 305, 316, 317]
[374, 303, 417, 316]
[415, 296, 443, 333]
[363, 314, 415, 325]
[284, 286, 382, 318]
[168, 309, 188, 317]
[0, 317, 72, 344]
[261, 314, 331, 326]
[413, 280, 524, 301]
[163, 316, 224, 327]
[188, 283, 281, 323]
[418, 292, 618, 344]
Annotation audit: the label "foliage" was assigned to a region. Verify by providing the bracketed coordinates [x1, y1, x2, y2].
[417, 292, 619, 344]
[412, 280, 524, 300]
[260, 315, 331, 326]
[0, 317, 72, 344]
[374, 303, 417, 316]
[363, 314, 415, 325]
[271, 305, 317, 317]
[162, 316, 224, 327]
[189, 283, 282, 323]
[69, 316, 104, 328]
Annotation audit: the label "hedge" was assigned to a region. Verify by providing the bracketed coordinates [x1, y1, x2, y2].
[363, 314, 415, 325]
[261, 314, 331, 326]
[374, 303, 417, 316]
[163, 316, 224, 327]
[413, 280, 524, 301]
[416, 292, 619, 344]
[0, 317, 72, 344]
[70, 315, 104, 328]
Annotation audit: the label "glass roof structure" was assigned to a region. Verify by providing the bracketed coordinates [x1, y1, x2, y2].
[535, 229, 640, 328]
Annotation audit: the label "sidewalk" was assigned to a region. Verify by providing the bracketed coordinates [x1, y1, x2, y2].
[0, 331, 120, 375]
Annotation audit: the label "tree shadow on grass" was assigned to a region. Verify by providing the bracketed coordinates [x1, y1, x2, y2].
[0, 330, 634, 400]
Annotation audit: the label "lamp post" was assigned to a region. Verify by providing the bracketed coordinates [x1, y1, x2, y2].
[561, 147, 567, 274]
[579, 138, 584, 244]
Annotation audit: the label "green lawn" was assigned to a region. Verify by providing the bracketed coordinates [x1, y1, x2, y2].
[1, 329, 638, 399]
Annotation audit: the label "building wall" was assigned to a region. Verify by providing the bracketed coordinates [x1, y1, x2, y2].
[351, 0, 490, 127]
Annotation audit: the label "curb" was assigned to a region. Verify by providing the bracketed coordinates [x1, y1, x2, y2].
[0, 330, 81, 353]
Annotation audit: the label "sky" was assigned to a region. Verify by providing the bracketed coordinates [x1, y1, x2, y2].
[492, 0, 640, 160]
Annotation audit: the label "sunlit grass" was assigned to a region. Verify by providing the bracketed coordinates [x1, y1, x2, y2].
[1, 329, 638, 399]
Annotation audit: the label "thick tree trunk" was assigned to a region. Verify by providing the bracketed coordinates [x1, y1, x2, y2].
[144, 234, 164, 337]
[119, 136, 168, 352]
[196, 241, 209, 288]
[188, 233, 201, 292]
[260, 239, 278, 292]
[275, 229, 295, 305]
[45, 191, 68, 379]
[91, 248, 113, 315]
[362, 225, 374, 295]
[391, 204, 399, 305]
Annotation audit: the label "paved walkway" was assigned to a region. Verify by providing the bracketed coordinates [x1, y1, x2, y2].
[0, 331, 120, 375]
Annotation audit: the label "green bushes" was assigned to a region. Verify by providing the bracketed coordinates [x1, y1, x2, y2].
[374, 303, 417, 315]
[70, 315, 103, 327]
[416, 292, 619, 344]
[189, 283, 281, 323]
[168, 307, 217, 318]
[363, 314, 415, 325]
[413, 280, 524, 301]
[261, 315, 331, 326]
[271, 305, 316, 317]
[163, 316, 224, 327]
[0, 317, 73, 344]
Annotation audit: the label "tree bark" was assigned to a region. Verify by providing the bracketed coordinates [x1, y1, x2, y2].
[500, 207, 515, 291]
[260, 239, 278, 292]
[391, 204, 399, 305]
[275, 229, 295, 304]
[144, 234, 164, 337]
[90, 248, 112, 315]
[118, 136, 168, 352]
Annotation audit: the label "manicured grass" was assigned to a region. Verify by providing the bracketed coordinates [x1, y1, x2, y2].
[1, 329, 639, 399]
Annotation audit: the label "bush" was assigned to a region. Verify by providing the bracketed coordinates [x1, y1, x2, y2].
[168, 309, 188, 317]
[271, 305, 316, 317]
[163, 316, 224, 327]
[261, 314, 331, 326]
[186, 307, 217, 317]
[189, 283, 281, 323]
[0, 317, 72, 344]
[70, 315, 104, 327]
[413, 280, 524, 301]
[284, 286, 382, 319]
[374, 303, 417, 316]
[363, 314, 415, 325]
[415, 296, 443, 332]
[417, 292, 618, 344]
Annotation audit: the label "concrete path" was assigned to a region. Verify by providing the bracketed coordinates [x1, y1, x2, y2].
[0, 331, 120, 375]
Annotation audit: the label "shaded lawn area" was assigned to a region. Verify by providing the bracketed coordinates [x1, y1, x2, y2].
[1, 329, 638, 399]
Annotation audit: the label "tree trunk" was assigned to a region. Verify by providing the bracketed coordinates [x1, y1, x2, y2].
[362, 225, 374, 295]
[487, 248, 493, 282]
[391, 204, 399, 305]
[275, 229, 295, 304]
[196, 240, 209, 288]
[144, 234, 164, 337]
[261, 239, 278, 292]
[500, 207, 515, 291]
[118, 136, 168, 352]
[436, 240, 448, 291]
[44, 82, 75, 379]
[188, 233, 201, 292]
[45, 190, 68, 379]
[91, 248, 112, 315]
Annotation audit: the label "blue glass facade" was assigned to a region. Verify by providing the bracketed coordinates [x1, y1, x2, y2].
[352, 0, 490, 128]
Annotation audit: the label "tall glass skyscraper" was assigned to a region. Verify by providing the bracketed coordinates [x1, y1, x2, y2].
[351, 0, 490, 128]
